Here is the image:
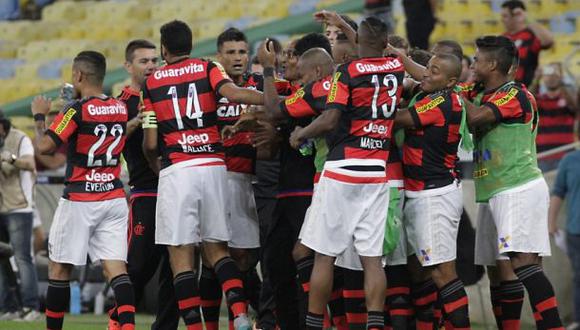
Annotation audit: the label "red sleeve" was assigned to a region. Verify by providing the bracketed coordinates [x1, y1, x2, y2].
[279, 87, 317, 119]
[207, 61, 233, 92]
[483, 86, 523, 122]
[530, 33, 542, 53]
[274, 79, 294, 96]
[326, 65, 350, 112]
[47, 104, 80, 145]
[141, 84, 154, 112]
[408, 94, 446, 128]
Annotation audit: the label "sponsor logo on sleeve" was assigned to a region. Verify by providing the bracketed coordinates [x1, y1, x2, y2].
[327, 72, 342, 103]
[285, 88, 305, 105]
[55, 108, 76, 135]
[416, 95, 445, 113]
[493, 88, 518, 107]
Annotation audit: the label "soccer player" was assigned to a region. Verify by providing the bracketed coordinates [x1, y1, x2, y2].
[32, 51, 135, 330]
[315, 11, 358, 48]
[107, 39, 180, 330]
[395, 54, 470, 329]
[465, 35, 563, 329]
[289, 17, 404, 330]
[141, 20, 263, 330]
[500, 0, 554, 86]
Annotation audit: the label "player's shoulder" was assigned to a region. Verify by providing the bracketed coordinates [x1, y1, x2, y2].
[310, 75, 333, 95]
[117, 86, 140, 102]
[414, 90, 449, 113]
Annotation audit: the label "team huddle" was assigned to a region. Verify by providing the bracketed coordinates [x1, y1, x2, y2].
[30, 12, 563, 330]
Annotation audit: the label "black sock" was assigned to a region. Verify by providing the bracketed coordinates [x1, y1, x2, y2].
[214, 257, 247, 318]
[515, 264, 563, 329]
[306, 311, 325, 330]
[412, 279, 437, 330]
[490, 285, 502, 329]
[385, 265, 414, 330]
[367, 310, 384, 330]
[110, 274, 135, 328]
[199, 266, 222, 330]
[329, 267, 348, 330]
[173, 271, 202, 327]
[343, 268, 367, 329]
[499, 280, 525, 330]
[45, 279, 69, 330]
[439, 278, 470, 329]
[243, 268, 262, 312]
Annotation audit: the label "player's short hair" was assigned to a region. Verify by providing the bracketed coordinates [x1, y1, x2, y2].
[388, 35, 409, 51]
[0, 109, 11, 134]
[409, 48, 432, 66]
[501, 0, 526, 11]
[359, 16, 389, 41]
[125, 39, 156, 62]
[462, 54, 472, 67]
[160, 20, 192, 56]
[434, 53, 462, 79]
[433, 40, 463, 60]
[475, 35, 518, 75]
[217, 27, 248, 51]
[294, 33, 332, 58]
[340, 14, 358, 32]
[73, 51, 106, 85]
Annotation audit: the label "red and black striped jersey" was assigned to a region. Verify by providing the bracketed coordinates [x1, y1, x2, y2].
[535, 92, 575, 160]
[142, 58, 232, 169]
[324, 57, 405, 183]
[46, 96, 127, 201]
[118, 86, 158, 191]
[504, 28, 542, 86]
[280, 76, 332, 119]
[216, 73, 292, 174]
[480, 82, 536, 126]
[386, 140, 403, 187]
[403, 89, 462, 194]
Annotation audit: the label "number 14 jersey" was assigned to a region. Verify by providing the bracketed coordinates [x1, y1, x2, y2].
[324, 57, 405, 183]
[142, 58, 232, 169]
[47, 96, 127, 201]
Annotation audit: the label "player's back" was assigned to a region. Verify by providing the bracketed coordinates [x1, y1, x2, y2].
[50, 96, 128, 201]
[326, 56, 405, 165]
[143, 58, 231, 168]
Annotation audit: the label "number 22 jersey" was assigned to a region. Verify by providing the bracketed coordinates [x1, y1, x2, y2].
[47, 96, 128, 201]
[324, 56, 405, 183]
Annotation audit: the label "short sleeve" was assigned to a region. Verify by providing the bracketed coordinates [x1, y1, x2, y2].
[18, 136, 34, 157]
[208, 61, 233, 92]
[482, 87, 523, 123]
[530, 33, 542, 53]
[408, 94, 446, 128]
[326, 65, 350, 112]
[141, 83, 154, 112]
[552, 156, 569, 198]
[279, 85, 318, 119]
[47, 103, 81, 146]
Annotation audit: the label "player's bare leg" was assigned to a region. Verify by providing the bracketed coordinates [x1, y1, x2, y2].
[102, 260, 135, 329]
[306, 253, 335, 329]
[360, 256, 386, 330]
[510, 252, 563, 329]
[203, 241, 251, 330]
[45, 262, 73, 330]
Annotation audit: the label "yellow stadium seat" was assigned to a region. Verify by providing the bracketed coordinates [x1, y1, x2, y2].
[41, 1, 87, 22]
[83, 1, 149, 23]
[0, 21, 37, 42]
[17, 41, 61, 62]
[0, 41, 23, 59]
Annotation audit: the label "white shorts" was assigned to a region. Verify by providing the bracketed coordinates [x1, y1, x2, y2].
[48, 198, 128, 266]
[155, 159, 230, 246]
[335, 187, 408, 270]
[474, 178, 551, 266]
[226, 172, 260, 249]
[300, 173, 389, 258]
[404, 184, 463, 266]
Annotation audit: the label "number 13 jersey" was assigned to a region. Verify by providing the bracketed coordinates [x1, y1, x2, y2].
[47, 96, 128, 201]
[324, 57, 405, 183]
[142, 58, 232, 169]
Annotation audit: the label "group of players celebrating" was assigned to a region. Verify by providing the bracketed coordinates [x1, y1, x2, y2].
[29, 9, 563, 330]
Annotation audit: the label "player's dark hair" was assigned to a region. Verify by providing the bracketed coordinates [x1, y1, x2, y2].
[462, 54, 472, 67]
[359, 16, 389, 43]
[217, 27, 248, 51]
[73, 51, 106, 85]
[340, 14, 358, 32]
[409, 48, 432, 66]
[160, 20, 193, 56]
[294, 33, 332, 58]
[433, 39, 463, 60]
[501, 0, 526, 11]
[125, 39, 156, 62]
[0, 109, 11, 135]
[475, 35, 518, 75]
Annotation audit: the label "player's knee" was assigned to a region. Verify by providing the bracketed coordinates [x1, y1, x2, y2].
[48, 261, 73, 281]
[102, 260, 128, 282]
[431, 261, 457, 286]
[509, 252, 540, 270]
[230, 248, 258, 271]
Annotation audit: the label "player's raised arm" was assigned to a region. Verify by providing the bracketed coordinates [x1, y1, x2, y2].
[218, 81, 264, 106]
[31, 95, 59, 155]
[257, 39, 286, 121]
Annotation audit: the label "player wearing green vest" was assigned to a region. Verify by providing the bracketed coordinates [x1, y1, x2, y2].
[463, 35, 563, 330]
